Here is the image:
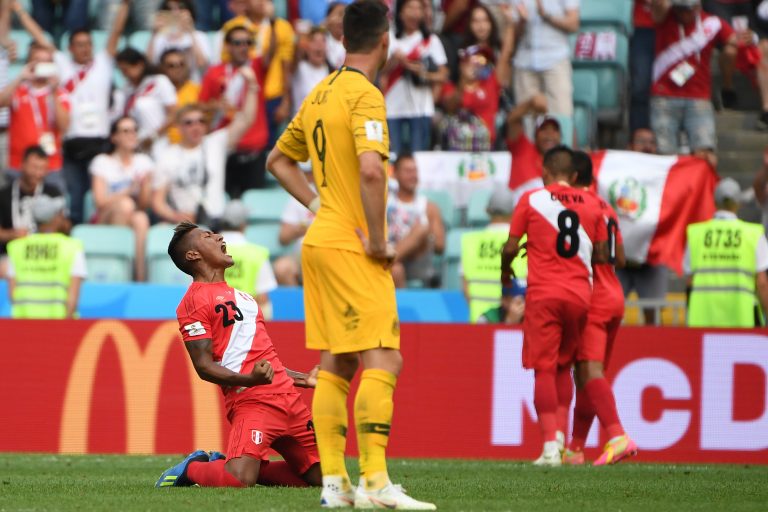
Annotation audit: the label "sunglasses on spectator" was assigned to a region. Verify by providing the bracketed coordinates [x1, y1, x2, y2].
[182, 117, 206, 126]
[228, 39, 254, 47]
[164, 60, 186, 68]
[117, 127, 138, 134]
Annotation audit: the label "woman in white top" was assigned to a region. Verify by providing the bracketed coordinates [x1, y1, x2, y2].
[146, 0, 211, 81]
[115, 48, 178, 153]
[89, 116, 153, 282]
[292, 27, 332, 115]
[382, 0, 448, 155]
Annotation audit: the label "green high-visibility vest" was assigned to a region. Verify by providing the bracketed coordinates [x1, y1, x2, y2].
[687, 218, 765, 327]
[224, 243, 270, 296]
[7, 233, 83, 319]
[461, 229, 527, 323]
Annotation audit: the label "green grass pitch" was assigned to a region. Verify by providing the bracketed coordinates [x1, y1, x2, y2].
[1, 454, 766, 511]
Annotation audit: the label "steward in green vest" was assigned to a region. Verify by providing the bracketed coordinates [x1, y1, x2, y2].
[461, 188, 528, 323]
[7, 195, 86, 319]
[685, 178, 768, 327]
[219, 201, 277, 320]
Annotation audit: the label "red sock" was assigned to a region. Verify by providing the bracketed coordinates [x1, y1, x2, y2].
[569, 388, 595, 452]
[187, 460, 244, 487]
[584, 378, 624, 439]
[257, 461, 309, 487]
[556, 366, 574, 436]
[534, 370, 558, 442]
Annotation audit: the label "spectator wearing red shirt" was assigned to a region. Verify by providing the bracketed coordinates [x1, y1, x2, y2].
[630, 0, 656, 132]
[438, 45, 501, 151]
[0, 44, 70, 193]
[199, 24, 269, 198]
[504, 93, 562, 203]
[650, 0, 738, 155]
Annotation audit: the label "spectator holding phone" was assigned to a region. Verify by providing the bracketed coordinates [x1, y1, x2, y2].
[382, 0, 448, 154]
[0, 44, 69, 192]
[147, 0, 212, 81]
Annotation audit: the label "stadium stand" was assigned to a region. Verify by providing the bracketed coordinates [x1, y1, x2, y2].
[241, 189, 291, 225]
[244, 223, 283, 260]
[71, 224, 135, 283]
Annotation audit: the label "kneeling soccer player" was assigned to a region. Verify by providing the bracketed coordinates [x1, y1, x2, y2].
[156, 222, 321, 488]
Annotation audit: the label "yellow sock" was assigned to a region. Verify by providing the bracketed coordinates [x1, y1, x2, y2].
[313, 370, 351, 485]
[354, 368, 397, 490]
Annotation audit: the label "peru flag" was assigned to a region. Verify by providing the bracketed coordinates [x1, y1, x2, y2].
[592, 150, 718, 275]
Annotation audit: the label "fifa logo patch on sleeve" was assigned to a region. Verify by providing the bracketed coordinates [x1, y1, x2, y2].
[184, 321, 206, 337]
[251, 430, 263, 445]
[365, 120, 383, 142]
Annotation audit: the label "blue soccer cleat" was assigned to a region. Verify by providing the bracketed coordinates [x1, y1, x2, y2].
[155, 450, 209, 488]
[208, 451, 226, 462]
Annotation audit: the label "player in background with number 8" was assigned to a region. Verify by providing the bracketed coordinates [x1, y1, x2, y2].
[501, 146, 608, 467]
[155, 221, 323, 490]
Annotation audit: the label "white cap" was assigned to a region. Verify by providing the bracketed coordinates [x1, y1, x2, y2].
[221, 200, 249, 228]
[714, 178, 741, 205]
[32, 195, 66, 224]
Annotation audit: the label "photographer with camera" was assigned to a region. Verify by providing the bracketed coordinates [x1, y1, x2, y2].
[0, 44, 69, 193]
[382, 0, 448, 154]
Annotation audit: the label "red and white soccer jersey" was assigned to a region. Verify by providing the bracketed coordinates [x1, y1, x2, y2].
[176, 281, 295, 411]
[578, 195, 625, 366]
[510, 183, 608, 307]
[510, 183, 607, 371]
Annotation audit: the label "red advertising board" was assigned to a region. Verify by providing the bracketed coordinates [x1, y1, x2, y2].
[1, 320, 766, 463]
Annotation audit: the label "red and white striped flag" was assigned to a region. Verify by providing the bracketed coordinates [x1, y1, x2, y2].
[592, 150, 718, 275]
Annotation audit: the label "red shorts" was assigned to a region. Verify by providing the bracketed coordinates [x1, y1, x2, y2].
[522, 299, 589, 371]
[577, 311, 622, 368]
[226, 392, 319, 475]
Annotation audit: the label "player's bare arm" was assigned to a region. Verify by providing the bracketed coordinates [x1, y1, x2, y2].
[358, 151, 394, 263]
[615, 242, 626, 269]
[501, 235, 521, 285]
[286, 365, 320, 388]
[185, 338, 274, 387]
[225, 66, 259, 152]
[592, 240, 609, 265]
[266, 149, 319, 212]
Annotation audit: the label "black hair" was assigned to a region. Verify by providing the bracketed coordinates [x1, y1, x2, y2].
[68, 29, 91, 46]
[543, 145, 575, 179]
[343, 0, 390, 53]
[224, 25, 253, 44]
[159, 47, 186, 64]
[23, 145, 49, 161]
[160, 0, 197, 22]
[572, 150, 593, 187]
[326, 1, 346, 17]
[462, 4, 500, 52]
[106, 116, 138, 152]
[394, 151, 415, 169]
[116, 47, 157, 83]
[394, 0, 430, 39]
[168, 221, 199, 276]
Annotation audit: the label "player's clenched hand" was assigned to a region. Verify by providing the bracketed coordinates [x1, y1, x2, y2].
[356, 228, 396, 268]
[248, 359, 274, 386]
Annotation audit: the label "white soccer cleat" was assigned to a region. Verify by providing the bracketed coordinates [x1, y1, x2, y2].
[320, 476, 354, 508]
[354, 480, 437, 510]
[532, 441, 563, 467]
[556, 431, 566, 454]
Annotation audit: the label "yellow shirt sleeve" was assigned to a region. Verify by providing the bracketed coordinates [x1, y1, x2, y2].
[348, 87, 389, 159]
[276, 105, 309, 162]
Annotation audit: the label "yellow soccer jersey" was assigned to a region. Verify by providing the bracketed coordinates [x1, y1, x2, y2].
[276, 66, 390, 253]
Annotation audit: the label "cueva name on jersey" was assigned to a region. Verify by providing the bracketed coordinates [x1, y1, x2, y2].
[550, 191, 585, 204]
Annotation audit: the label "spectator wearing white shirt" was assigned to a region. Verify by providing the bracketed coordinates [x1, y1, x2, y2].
[12, 0, 131, 225]
[382, 0, 448, 154]
[291, 27, 332, 115]
[324, 1, 346, 69]
[272, 168, 316, 286]
[89, 116, 152, 281]
[115, 48, 178, 154]
[220, 199, 278, 319]
[151, 66, 258, 225]
[508, 0, 580, 117]
[147, 0, 212, 82]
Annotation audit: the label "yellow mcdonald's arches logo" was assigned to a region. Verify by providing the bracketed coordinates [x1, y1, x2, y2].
[59, 320, 222, 454]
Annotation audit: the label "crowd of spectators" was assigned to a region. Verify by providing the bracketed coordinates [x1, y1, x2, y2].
[3, 0, 768, 323]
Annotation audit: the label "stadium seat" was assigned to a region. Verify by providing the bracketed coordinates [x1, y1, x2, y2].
[573, 68, 599, 112]
[10, 30, 34, 62]
[553, 114, 574, 148]
[421, 189, 456, 229]
[146, 223, 191, 285]
[83, 190, 96, 223]
[7, 61, 24, 81]
[573, 103, 596, 149]
[241, 189, 291, 224]
[129, 31, 152, 53]
[466, 189, 492, 228]
[579, 0, 633, 35]
[89, 30, 110, 53]
[244, 223, 283, 259]
[72, 224, 135, 283]
[441, 228, 477, 290]
[570, 30, 629, 125]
